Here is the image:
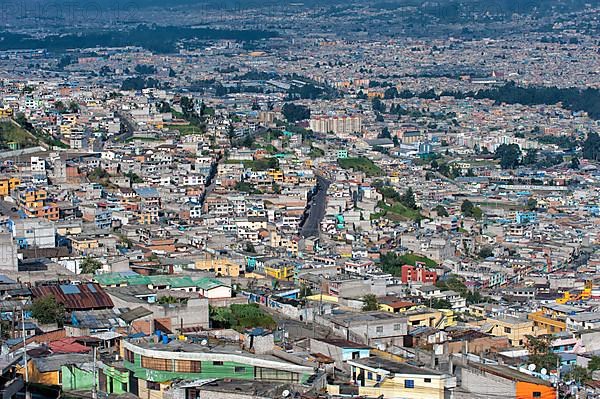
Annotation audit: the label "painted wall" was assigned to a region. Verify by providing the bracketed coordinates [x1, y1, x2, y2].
[101, 365, 129, 394]
[61, 365, 96, 391]
[515, 381, 555, 399]
[18, 361, 59, 386]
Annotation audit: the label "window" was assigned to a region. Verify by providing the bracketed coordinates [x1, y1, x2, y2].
[175, 360, 201, 373]
[424, 378, 431, 383]
[234, 366, 246, 373]
[147, 381, 160, 390]
[367, 372, 373, 380]
[393, 323, 402, 331]
[504, 327, 512, 333]
[141, 356, 171, 371]
[375, 326, 384, 333]
[533, 393, 541, 398]
[376, 374, 382, 382]
[404, 380, 414, 388]
[124, 349, 135, 363]
[212, 361, 223, 366]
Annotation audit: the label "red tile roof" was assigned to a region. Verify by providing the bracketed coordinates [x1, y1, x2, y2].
[49, 338, 91, 354]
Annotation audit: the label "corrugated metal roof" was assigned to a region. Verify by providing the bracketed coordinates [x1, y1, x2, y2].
[32, 283, 113, 310]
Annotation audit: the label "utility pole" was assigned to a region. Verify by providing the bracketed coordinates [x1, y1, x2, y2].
[21, 308, 29, 399]
[92, 345, 97, 399]
[556, 355, 560, 399]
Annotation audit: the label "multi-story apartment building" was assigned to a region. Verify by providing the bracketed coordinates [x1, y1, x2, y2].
[309, 115, 362, 135]
[15, 186, 59, 221]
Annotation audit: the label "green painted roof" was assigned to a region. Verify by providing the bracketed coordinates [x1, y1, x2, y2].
[94, 273, 228, 290]
[195, 277, 227, 290]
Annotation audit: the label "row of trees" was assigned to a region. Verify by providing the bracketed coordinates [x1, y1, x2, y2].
[370, 82, 600, 120]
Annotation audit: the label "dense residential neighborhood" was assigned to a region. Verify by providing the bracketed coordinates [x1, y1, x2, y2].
[0, 0, 600, 398]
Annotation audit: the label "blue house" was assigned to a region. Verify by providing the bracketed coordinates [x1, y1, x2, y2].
[516, 211, 537, 224]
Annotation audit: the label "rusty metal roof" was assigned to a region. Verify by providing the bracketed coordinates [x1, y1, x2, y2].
[31, 283, 114, 310]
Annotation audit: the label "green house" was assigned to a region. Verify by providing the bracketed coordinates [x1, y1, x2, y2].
[61, 364, 96, 392]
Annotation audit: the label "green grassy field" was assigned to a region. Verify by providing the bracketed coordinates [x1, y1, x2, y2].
[0, 121, 38, 149]
[338, 157, 383, 176]
[372, 200, 422, 221]
[165, 123, 206, 136]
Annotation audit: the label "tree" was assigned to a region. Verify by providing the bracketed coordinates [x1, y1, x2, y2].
[566, 365, 590, 385]
[372, 98, 385, 113]
[125, 171, 143, 184]
[210, 304, 276, 331]
[158, 295, 180, 305]
[478, 246, 494, 258]
[526, 335, 559, 372]
[588, 356, 600, 371]
[431, 298, 452, 309]
[583, 132, 600, 161]
[362, 294, 379, 311]
[31, 295, 65, 325]
[80, 257, 102, 274]
[523, 149, 538, 165]
[570, 156, 580, 169]
[494, 143, 522, 169]
[527, 198, 537, 211]
[434, 205, 449, 217]
[379, 127, 391, 139]
[400, 187, 417, 210]
[244, 242, 256, 253]
[282, 103, 310, 122]
[68, 101, 80, 113]
[461, 200, 482, 219]
[54, 100, 66, 112]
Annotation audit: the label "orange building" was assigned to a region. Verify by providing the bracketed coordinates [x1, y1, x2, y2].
[461, 363, 555, 399]
[0, 177, 20, 196]
[516, 381, 555, 399]
[16, 187, 59, 221]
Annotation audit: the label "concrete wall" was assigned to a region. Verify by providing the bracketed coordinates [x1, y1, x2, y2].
[458, 366, 515, 398]
[0, 233, 17, 272]
[109, 293, 209, 332]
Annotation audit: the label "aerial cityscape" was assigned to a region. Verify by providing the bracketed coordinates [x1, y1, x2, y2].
[0, 0, 599, 398]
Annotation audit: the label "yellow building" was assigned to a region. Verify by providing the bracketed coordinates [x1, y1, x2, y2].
[267, 169, 284, 182]
[18, 359, 60, 386]
[139, 212, 153, 225]
[71, 237, 100, 253]
[527, 303, 572, 334]
[0, 177, 20, 196]
[485, 315, 537, 347]
[528, 311, 566, 334]
[0, 108, 13, 118]
[328, 357, 454, 399]
[195, 257, 242, 277]
[378, 298, 423, 314]
[404, 308, 446, 328]
[264, 264, 295, 280]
